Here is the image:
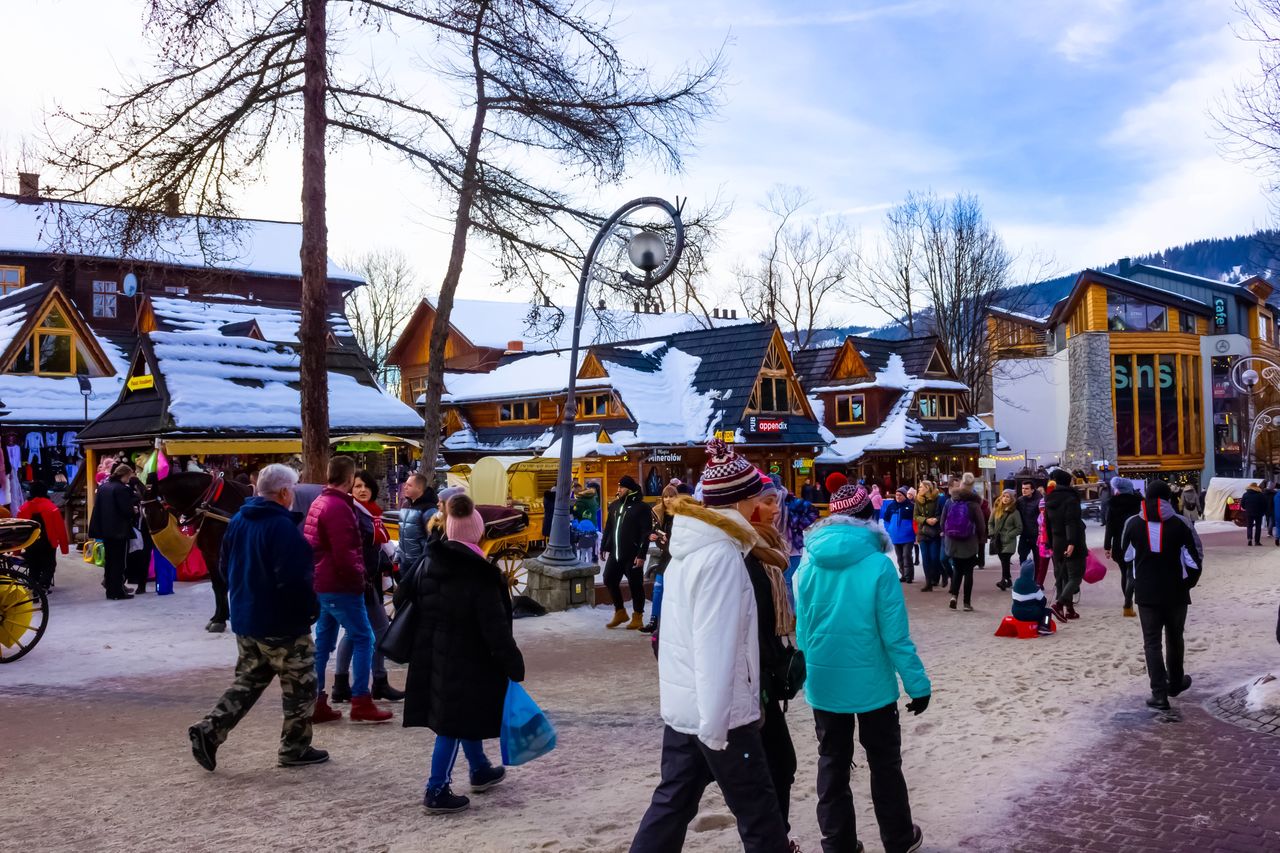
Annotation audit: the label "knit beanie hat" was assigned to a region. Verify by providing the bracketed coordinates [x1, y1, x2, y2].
[438, 486, 465, 505]
[830, 484, 870, 516]
[700, 439, 763, 507]
[446, 503, 486, 545]
[825, 472, 848, 495]
[896, 486, 909, 498]
[758, 474, 779, 496]
[618, 475, 641, 493]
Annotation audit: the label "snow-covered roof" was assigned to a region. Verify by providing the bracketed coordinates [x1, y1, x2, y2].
[989, 305, 1049, 324]
[149, 332, 421, 432]
[0, 196, 362, 283]
[441, 352, 611, 402]
[435, 297, 749, 352]
[148, 295, 355, 343]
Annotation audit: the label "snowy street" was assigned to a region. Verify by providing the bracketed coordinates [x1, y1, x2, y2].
[3, 521, 1278, 852]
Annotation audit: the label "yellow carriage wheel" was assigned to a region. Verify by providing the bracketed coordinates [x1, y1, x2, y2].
[0, 572, 48, 662]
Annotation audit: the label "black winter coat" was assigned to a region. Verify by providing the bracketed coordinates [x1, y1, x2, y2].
[1103, 492, 1142, 557]
[1120, 510, 1202, 609]
[1015, 494, 1040, 539]
[1044, 487, 1086, 556]
[601, 493, 651, 568]
[88, 478, 137, 540]
[1241, 488, 1268, 518]
[396, 540, 525, 739]
[652, 512, 674, 574]
[744, 552, 786, 692]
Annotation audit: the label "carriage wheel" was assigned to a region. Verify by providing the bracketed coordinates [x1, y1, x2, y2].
[495, 545, 529, 595]
[0, 569, 49, 663]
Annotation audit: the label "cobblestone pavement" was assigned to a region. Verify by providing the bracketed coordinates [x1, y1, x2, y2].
[960, 696, 1280, 852]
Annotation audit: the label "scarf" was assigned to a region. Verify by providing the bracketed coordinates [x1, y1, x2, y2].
[751, 523, 796, 637]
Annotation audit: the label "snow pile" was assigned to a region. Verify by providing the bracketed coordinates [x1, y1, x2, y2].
[440, 351, 610, 403]
[150, 295, 353, 343]
[149, 331, 422, 431]
[605, 347, 714, 445]
[0, 197, 362, 282]
[1245, 674, 1280, 715]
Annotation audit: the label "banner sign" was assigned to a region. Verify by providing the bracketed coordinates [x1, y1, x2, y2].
[127, 374, 155, 391]
[747, 416, 788, 434]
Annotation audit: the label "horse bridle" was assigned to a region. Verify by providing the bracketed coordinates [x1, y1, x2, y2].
[143, 472, 235, 530]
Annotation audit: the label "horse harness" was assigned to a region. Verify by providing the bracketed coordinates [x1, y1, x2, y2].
[146, 473, 235, 532]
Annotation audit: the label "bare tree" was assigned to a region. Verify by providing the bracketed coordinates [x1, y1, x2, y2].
[656, 193, 732, 327]
[343, 248, 421, 389]
[847, 193, 926, 335]
[737, 186, 854, 350]
[1218, 1, 1280, 198]
[43, 0, 723, 477]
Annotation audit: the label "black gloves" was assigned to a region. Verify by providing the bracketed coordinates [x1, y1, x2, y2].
[906, 694, 930, 716]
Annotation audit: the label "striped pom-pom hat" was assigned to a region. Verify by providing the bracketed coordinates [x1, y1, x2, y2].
[830, 484, 871, 516]
[700, 438, 763, 507]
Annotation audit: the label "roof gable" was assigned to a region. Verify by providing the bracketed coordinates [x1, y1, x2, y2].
[831, 338, 872, 380]
[0, 282, 117, 377]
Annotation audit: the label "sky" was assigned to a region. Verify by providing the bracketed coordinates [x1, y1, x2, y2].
[0, 0, 1274, 327]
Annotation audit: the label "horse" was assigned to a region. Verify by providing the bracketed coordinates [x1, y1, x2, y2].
[140, 471, 251, 633]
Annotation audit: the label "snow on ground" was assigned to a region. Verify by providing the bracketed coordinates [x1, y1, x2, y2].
[3, 519, 1278, 852]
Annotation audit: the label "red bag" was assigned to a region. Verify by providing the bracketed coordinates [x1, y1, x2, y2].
[175, 546, 208, 582]
[1083, 551, 1108, 584]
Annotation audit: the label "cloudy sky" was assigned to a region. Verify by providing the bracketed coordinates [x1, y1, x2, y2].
[1, 0, 1274, 324]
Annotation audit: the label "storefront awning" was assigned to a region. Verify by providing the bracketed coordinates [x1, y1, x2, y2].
[331, 433, 421, 448]
[162, 438, 302, 454]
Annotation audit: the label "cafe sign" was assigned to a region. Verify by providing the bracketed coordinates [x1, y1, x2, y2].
[747, 416, 789, 435]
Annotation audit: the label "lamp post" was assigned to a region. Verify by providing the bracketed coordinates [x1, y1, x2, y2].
[540, 197, 686, 566]
[1229, 357, 1280, 478]
[77, 376, 92, 426]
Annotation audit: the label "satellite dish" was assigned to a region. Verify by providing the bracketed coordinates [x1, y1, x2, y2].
[122, 272, 138, 298]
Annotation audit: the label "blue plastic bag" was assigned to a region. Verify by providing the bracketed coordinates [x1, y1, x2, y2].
[500, 681, 557, 766]
[153, 552, 177, 596]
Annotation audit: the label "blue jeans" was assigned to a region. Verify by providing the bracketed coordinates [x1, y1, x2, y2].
[336, 589, 388, 679]
[652, 573, 665, 620]
[315, 592, 374, 697]
[427, 736, 493, 793]
[919, 538, 943, 586]
[785, 555, 801, 609]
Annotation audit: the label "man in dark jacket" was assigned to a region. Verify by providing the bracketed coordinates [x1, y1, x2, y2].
[188, 464, 328, 771]
[305, 455, 392, 724]
[88, 463, 140, 600]
[1120, 481, 1203, 710]
[1046, 469, 1087, 622]
[601, 475, 653, 630]
[1014, 481, 1041, 563]
[398, 472, 438, 570]
[1103, 477, 1143, 618]
[1240, 483, 1268, 546]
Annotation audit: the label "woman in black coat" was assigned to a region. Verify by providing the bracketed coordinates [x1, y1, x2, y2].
[88, 464, 140, 600]
[1102, 477, 1143, 617]
[395, 494, 525, 814]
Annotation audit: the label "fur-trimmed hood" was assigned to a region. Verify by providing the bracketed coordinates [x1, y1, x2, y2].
[803, 513, 890, 571]
[668, 495, 758, 558]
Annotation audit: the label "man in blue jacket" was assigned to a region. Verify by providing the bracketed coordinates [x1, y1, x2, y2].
[188, 464, 328, 771]
[795, 483, 929, 853]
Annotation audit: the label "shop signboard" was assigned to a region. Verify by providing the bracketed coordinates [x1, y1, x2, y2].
[747, 416, 789, 435]
[792, 457, 815, 470]
[977, 456, 997, 469]
[126, 374, 155, 391]
[1213, 297, 1228, 329]
[645, 451, 682, 463]
[713, 429, 736, 444]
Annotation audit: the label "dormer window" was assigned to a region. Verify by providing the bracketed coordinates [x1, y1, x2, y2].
[835, 394, 865, 425]
[9, 305, 99, 376]
[499, 400, 540, 423]
[917, 393, 958, 420]
[748, 339, 805, 415]
[580, 393, 613, 417]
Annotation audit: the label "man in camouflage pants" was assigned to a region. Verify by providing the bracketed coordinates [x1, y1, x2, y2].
[189, 464, 329, 770]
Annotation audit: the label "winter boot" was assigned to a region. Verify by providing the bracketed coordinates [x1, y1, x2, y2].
[1146, 692, 1171, 710]
[1123, 606, 1136, 618]
[920, 583, 933, 592]
[639, 618, 659, 634]
[371, 675, 405, 702]
[279, 747, 330, 767]
[330, 673, 352, 703]
[311, 692, 343, 724]
[470, 765, 506, 792]
[948, 596, 957, 610]
[906, 825, 924, 853]
[1049, 602, 1069, 623]
[350, 694, 394, 723]
[1168, 675, 1193, 697]
[605, 608, 628, 629]
[188, 725, 217, 772]
[626, 611, 645, 630]
[1065, 603, 1080, 620]
[424, 786, 470, 814]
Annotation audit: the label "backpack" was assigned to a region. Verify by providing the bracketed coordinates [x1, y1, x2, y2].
[943, 498, 975, 540]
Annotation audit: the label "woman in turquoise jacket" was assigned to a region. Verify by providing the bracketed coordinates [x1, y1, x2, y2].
[794, 483, 929, 853]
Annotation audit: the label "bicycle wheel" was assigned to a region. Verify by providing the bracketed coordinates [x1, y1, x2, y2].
[0, 569, 49, 663]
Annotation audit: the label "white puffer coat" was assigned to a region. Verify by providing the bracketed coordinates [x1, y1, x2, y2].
[658, 497, 761, 750]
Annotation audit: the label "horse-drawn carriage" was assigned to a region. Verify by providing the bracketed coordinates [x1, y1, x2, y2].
[0, 519, 49, 663]
[385, 503, 534, 594]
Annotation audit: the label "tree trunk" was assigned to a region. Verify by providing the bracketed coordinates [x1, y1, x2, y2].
[419, 4, 489, 475]
[299, 0, 329, 483]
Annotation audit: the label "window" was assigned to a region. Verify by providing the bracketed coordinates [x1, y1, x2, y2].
[10, 305, 94, 376]
[748, 340, 803, 414]
[1113, 352, 1202, 457]
[92, 280, 118, 318]
[164, 285, 188, 296]
[1181, 312, 1197, 334]
[499, 400, 540, 422]
[580, 393, 612, 417]
[835, 393, 865, 425]
[1259, 311, 1273, 344]
[757, 376, 790, 413]
[917, 393, 957, 420]
[406, 375, 428, 401]
[0, 265, 24, 295]
[1106, 293, 1166, 331]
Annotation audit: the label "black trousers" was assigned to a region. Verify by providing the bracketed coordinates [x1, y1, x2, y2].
[998, 551, 1014, 583]
[949, 555, 977, 605]
[1117, 558, 1134, 609]
[893, 543, 915, 581]
[1138, 603, 1188, 697]
[814, 704, 915, 853]
[102, 537, 128, 596]
[1016, 532, 1035, 564]
[1247, 514, 1264, 543]
[760, 698, 797, 832]
[604, 557, 645, 614]
[630, 724, 789, 853]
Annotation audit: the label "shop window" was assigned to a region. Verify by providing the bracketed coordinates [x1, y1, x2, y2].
[499, 400, 540, 423]
[0, 265, 24, 295]
[1106, 293, 1166, 332]
[92, 280, 118, 318]
[9, 304, 98, 376]
[580, 393, 612, 417]
[835, 393, 865, 425]
[1113, 352, 1199, 457]
[1180, 312, 1197, 334]
[917, 393, 957, 420]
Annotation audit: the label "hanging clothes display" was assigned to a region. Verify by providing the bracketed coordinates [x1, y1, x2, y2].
[23, 432, 44, 465]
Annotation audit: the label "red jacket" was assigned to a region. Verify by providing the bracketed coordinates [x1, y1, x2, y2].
[18, 497, 69, 554]
[304, 486, 366, 594]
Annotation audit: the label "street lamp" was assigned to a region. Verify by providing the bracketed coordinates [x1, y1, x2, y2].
[540, 197, 686, 566]
[77, 376, 92, 426]
[1230, 358, 1280, 478]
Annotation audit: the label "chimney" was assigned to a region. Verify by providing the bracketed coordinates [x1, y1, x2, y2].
[507, 340, 524, 352]
[731, 309, 737, 319]
[597, 299, 606, 310]
[712, 308, 720, 319]
[1117, 257, 1131, 274]
[164, 192, 180, 216]
[632, 300, 640, 313]
[17, 172, 39, 199]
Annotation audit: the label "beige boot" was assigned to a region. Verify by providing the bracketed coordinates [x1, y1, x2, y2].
[606, 608, 628, 629]
[626, 611, 645, 630]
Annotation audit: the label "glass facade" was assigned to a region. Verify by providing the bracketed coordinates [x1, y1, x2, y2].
[1107, 294, 1167, 331]
[1112, 352, 1202, 458]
